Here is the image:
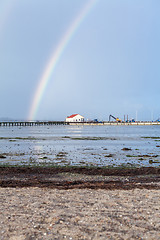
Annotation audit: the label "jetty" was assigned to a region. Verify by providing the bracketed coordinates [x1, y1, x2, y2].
[0, 121, 160, 127]
[0, 121, 68, 127]
[69, 121, 160, 126]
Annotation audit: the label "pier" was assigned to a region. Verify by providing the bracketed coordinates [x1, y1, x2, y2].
[0, 121, 68, 127]
[0, 121, 160, 127]
[69, 121, 160, 126]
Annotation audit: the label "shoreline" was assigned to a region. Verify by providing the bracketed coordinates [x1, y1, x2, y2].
[1, 166, 160, 190]
[1, 165, 160, 175]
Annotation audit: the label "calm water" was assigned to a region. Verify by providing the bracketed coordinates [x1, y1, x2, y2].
[0, 125, 160, 167]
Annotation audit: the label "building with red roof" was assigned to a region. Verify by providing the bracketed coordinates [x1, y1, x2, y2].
[65, 114, 84, 122]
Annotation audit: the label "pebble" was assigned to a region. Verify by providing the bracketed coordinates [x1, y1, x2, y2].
[0, 188, 159, 240]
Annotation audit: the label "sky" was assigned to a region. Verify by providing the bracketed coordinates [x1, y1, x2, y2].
[0, 0, 160, 121]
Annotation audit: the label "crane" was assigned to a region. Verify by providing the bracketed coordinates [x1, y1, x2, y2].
[109, 115, 122, 122]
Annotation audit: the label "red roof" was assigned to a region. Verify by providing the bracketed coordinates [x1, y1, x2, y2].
[67, 114, 78, 118]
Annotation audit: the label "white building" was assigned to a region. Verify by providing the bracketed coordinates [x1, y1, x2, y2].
[65, 114, 84, 122]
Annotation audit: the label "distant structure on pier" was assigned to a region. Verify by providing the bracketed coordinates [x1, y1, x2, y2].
[65, 114, 84, 122]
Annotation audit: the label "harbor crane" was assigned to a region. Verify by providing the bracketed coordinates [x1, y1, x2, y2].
[109, 115, 122, 122]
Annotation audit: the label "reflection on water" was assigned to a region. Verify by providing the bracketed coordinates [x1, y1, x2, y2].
[0, 125, 160, 167]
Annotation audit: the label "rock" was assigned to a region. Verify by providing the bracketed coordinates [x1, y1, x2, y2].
[121, 148, 132, 151]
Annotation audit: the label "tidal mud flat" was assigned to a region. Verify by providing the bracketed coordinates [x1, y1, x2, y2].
[1, 125, 160, 168]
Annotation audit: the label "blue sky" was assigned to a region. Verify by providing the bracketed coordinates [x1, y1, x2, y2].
[0, 0, 160, 121]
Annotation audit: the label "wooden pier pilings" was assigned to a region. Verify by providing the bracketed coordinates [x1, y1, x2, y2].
[0, 121, 68, 127]
[0, 121, 160, 127]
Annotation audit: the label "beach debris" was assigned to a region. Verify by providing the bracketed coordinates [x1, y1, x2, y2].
[56, 152, 68, 157]
[104, 154, 114, 158]
[138, 154, 158, 158]
[121, 148, 132, 151]
[149, 160, 154, 164]
[149, 159, 160, 164]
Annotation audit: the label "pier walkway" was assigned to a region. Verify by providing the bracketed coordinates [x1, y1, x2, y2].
[0, 121, 68, 127]
[0, 121, 160, 127]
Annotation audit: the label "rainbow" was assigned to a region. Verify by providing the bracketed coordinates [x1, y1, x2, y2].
[28, 0, 98, 120]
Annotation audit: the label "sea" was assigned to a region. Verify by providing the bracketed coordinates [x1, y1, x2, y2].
[0, 124, 160, 167]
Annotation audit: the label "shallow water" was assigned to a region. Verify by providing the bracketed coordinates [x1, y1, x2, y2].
[0, 125, 160, 167]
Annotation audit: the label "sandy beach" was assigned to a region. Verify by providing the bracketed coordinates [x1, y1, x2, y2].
[0, 167, 160, 240]
[0, 187, 160, 240]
